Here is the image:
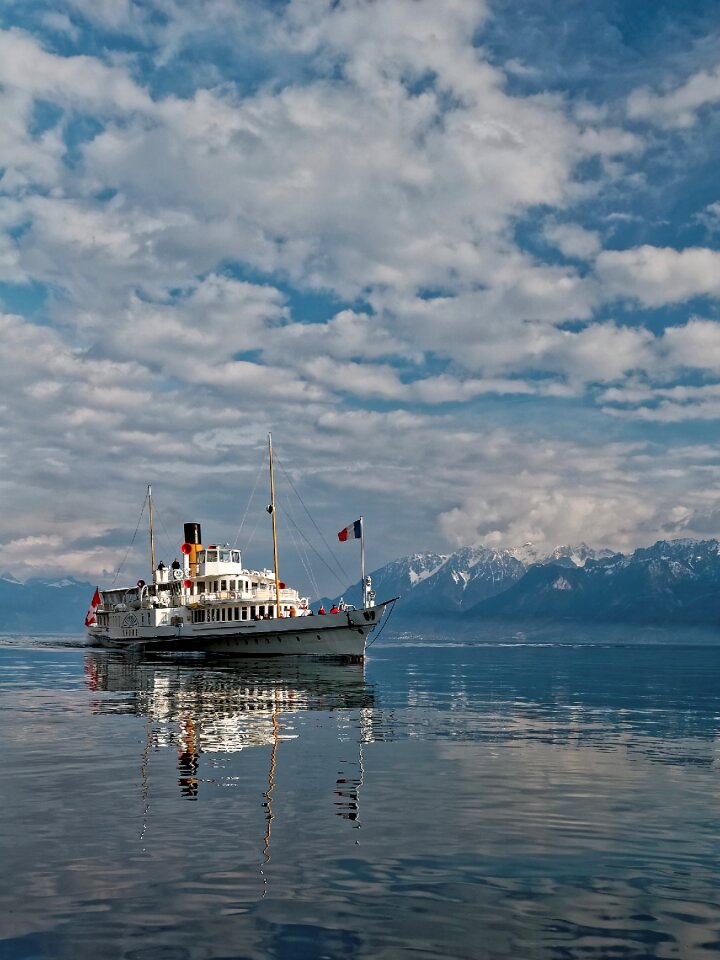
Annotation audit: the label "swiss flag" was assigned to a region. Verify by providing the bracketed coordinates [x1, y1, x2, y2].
[84, 587, 101, 627]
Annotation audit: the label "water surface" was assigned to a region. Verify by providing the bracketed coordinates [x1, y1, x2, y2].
[2, 635, 720, 959]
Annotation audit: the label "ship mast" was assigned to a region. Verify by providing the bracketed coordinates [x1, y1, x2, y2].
[267, 433, 281, 614]
[148, 484, 156, 579]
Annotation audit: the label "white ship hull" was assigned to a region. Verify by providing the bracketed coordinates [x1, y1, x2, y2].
[88, 601, 392, 659]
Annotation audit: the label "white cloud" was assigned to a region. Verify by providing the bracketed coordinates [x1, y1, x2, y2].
[551, 323, 654, 383]
[604, 395, 720, 423]
[39, 11, 80, 39]
[661, 319, 720, 370]
[0, 28, 151, 113]
[596, 246, 720, 306]
[434, 433, 718, 555]
[695, 201, 720, 233]
[544, 221, 602, 260]
[262, 309, 420, 366]
[409, 374, 540, 403]
[0, 90, 65, 197]
[627, 64, 720, 128]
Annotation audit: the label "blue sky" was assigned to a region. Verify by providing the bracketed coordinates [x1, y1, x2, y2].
[2, 0, 720, 592]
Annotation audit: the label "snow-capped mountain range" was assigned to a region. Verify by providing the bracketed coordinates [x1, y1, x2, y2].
[332, 539, 720, 626]
[2, 539, 720, 633]
[334, 542, 617, 614]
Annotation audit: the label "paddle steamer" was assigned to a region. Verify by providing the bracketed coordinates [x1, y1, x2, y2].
[85, 436, 393, 658]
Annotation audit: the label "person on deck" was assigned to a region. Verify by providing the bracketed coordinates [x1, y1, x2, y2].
[171, 558, 181, 570]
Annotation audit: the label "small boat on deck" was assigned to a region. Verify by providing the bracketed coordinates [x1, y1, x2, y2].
[85, 435, 395, 659]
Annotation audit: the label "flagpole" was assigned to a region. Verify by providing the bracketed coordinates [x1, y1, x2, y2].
[360, 515, 365, 608]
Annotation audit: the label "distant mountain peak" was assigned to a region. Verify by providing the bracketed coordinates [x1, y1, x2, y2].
[543, 543, 616, 567]
[0, 572, 23, 585]
[507, 542, 541, 564]
[505, 542, 613, 567]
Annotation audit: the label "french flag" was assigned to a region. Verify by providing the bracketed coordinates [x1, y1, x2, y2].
[84, 587, 101, 627]
[338, 519, 362, 542]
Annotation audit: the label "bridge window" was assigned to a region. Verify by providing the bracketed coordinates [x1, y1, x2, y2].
[206, 550, 218, 562]
[232, 551, 241, 563]
[220, 550, 231, 562]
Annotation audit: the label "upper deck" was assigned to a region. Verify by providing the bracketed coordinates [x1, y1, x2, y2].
[101, 540, 306, 615]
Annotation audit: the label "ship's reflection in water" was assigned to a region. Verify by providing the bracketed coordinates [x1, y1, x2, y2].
[84, 651, 381, 818]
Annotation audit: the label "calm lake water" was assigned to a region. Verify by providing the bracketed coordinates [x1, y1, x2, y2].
[2, 633, 720, 959]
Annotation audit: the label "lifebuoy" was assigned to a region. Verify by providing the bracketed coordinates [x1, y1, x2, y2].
[229, 591, 237, 600]
[173, 568, 184, 580]
[200, 594, 208, 604]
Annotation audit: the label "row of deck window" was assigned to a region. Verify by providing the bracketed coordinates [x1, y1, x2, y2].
[191, 605, 277, 623]
[191, 579, 259, 595]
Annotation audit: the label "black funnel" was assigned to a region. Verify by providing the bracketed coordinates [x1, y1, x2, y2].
[184, 522, 202, 545]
